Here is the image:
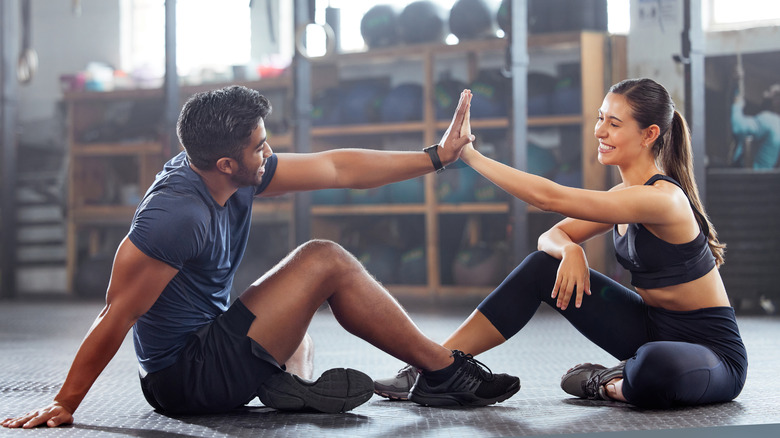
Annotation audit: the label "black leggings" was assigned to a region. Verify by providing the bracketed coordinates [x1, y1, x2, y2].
[477, 251, 748, 408]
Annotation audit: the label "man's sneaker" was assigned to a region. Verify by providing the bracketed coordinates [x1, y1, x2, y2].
[560, 361, 626, 400]
[257, 368, 374, 413]
[409, 350, 521, 407]
[374, 364, 419, 401]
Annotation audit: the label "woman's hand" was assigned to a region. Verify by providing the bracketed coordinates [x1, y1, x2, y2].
[459, 93, 479, 163]
[551, 244, 591, 310]
[438, 89, 476, 165]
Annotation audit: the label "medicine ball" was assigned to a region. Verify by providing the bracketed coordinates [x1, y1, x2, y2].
[361, 4, 401, 49]
[469, 70, 510, 118]
[437, 163, 478, 203]
[389, 178, 424, 203]
[496, 0, 510, 35]
[498, 0, 556, 35]
[397, 246, 426, 284]
[551, 77, 582, 115]
[452, 242, 506, 286]
[450, 0, 499, 41]
[311, 87, 341, 126]
[312, 188, 349, 205]
[380, 83, 423, 122]
[339, 80, 388, 125]
[527, 71, 557, 116]
[399, 1, 448, 45]
[348, 186, 390, 204]
[357, 245, 399, 284]
[435, 74, 469, 120]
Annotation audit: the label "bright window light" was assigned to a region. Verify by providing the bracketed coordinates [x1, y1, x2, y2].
[121, 0, 250, 80]
[708, 0, 780, 29]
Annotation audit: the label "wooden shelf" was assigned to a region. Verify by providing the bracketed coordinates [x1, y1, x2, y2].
[71, 205, 136, 225]
[312, 122, 426, 137]
[72, 141, 163, 156]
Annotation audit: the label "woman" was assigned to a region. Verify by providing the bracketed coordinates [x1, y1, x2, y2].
[376, 78, 747, 408]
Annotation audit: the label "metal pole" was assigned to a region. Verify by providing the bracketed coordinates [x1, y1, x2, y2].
[1, 0, 19, 298]
[164, 0, 179, 158]
[682, 0, 706, 201]
[510, 0, 529, 260]
[292, 0, 313, 246]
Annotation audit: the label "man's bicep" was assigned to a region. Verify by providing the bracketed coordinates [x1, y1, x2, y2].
[259, 152, 338, 197]
[106, 237, 180, 320]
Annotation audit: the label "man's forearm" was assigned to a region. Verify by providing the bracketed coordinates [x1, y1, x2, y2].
[330, 148, 438, 188]
[53, 305, 135, 413]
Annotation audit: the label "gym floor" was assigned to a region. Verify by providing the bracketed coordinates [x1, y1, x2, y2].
[1, 299, 779, 438]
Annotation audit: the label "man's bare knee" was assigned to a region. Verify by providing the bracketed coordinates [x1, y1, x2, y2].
[295, 240, 358, 273]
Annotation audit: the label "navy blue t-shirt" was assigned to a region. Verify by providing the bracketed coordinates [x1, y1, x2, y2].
[128, 151, 278, 373]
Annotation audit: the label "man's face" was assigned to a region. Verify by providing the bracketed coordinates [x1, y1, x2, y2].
[231, 120, 273, 187]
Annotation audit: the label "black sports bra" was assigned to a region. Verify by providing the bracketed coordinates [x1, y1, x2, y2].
[613, 174, 716, 289]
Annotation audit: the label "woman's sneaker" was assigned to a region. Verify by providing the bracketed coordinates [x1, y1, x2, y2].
[560, 361, 626, 400]
[374, 364, 419, 401]
[409, 350, 521, 407]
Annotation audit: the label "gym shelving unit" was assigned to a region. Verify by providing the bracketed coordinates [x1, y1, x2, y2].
[63, 31, 625, 299]
[63, 76, 295, 295]
[305, 32, 627, 300]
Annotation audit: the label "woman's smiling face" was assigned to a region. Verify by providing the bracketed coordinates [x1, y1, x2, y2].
[594, 92, 648, 166]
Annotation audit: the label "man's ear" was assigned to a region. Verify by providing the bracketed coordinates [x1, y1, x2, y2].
[215, 157, 238, 175]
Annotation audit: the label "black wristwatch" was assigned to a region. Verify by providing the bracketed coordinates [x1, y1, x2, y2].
[423, 144, 445, 174]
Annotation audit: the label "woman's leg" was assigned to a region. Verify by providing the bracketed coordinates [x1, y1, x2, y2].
[620, 341, 741, 408]
[446, 251, 651, 360]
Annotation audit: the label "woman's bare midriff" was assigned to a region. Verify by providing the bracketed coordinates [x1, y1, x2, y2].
[635, 268, 732, 311]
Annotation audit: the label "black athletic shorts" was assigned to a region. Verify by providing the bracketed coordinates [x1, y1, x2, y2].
[138, 299, 283, 414]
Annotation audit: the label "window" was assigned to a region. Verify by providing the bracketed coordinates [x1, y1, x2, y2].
[706, 0, 780, 30]
[121, 0, 251, 81]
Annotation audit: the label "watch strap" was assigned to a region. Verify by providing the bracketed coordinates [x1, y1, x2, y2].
[423, 144, 445, 173]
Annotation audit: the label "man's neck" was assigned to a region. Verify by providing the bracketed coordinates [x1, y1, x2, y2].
[190, 164, 237, 206]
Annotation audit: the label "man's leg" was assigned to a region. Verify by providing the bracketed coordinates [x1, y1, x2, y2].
[241, 239, 520, 408]
[239, 239, 453, 372]
[285, 333, 314, 380]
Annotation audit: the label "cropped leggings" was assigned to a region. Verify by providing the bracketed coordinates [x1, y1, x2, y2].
[477, 251, 748, 408]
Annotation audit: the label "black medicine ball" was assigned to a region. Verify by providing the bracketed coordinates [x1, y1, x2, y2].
[361, 4, 401, 49]
[399, 1, 448, 45]
[450, 0, 499, 40]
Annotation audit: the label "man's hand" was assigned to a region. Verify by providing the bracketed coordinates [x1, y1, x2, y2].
[437, 89, 476, 165]
[2, 402, 74, 429]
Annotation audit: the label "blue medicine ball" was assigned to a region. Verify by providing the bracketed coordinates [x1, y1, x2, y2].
[380, 83, 423, 122]
[435, 75, 469, 120]
[311, 87, 341, 126]
[340, 80, 388, 124]
[469, 70, 510, 118]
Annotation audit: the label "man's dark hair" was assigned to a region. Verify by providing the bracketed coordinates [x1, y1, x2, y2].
[177, 85, 271, 169]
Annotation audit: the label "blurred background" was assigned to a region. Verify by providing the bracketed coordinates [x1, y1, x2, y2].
[0, 0, 778, 314]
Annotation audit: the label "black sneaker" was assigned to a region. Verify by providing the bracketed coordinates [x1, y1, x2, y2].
[257, 368, 374, 413]
[560, 361, 626, 400]
[409, 350, 521, 407]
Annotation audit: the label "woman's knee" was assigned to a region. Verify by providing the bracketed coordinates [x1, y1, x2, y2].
[623, 342, 714, 407]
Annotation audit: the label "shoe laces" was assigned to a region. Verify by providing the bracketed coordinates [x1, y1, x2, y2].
[396, 364, 417, 378]
[453, 350, 495, 382]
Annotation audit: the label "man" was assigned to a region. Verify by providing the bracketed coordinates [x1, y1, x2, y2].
[3, 86, 519, 428]
[731, 70, 780, 169]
